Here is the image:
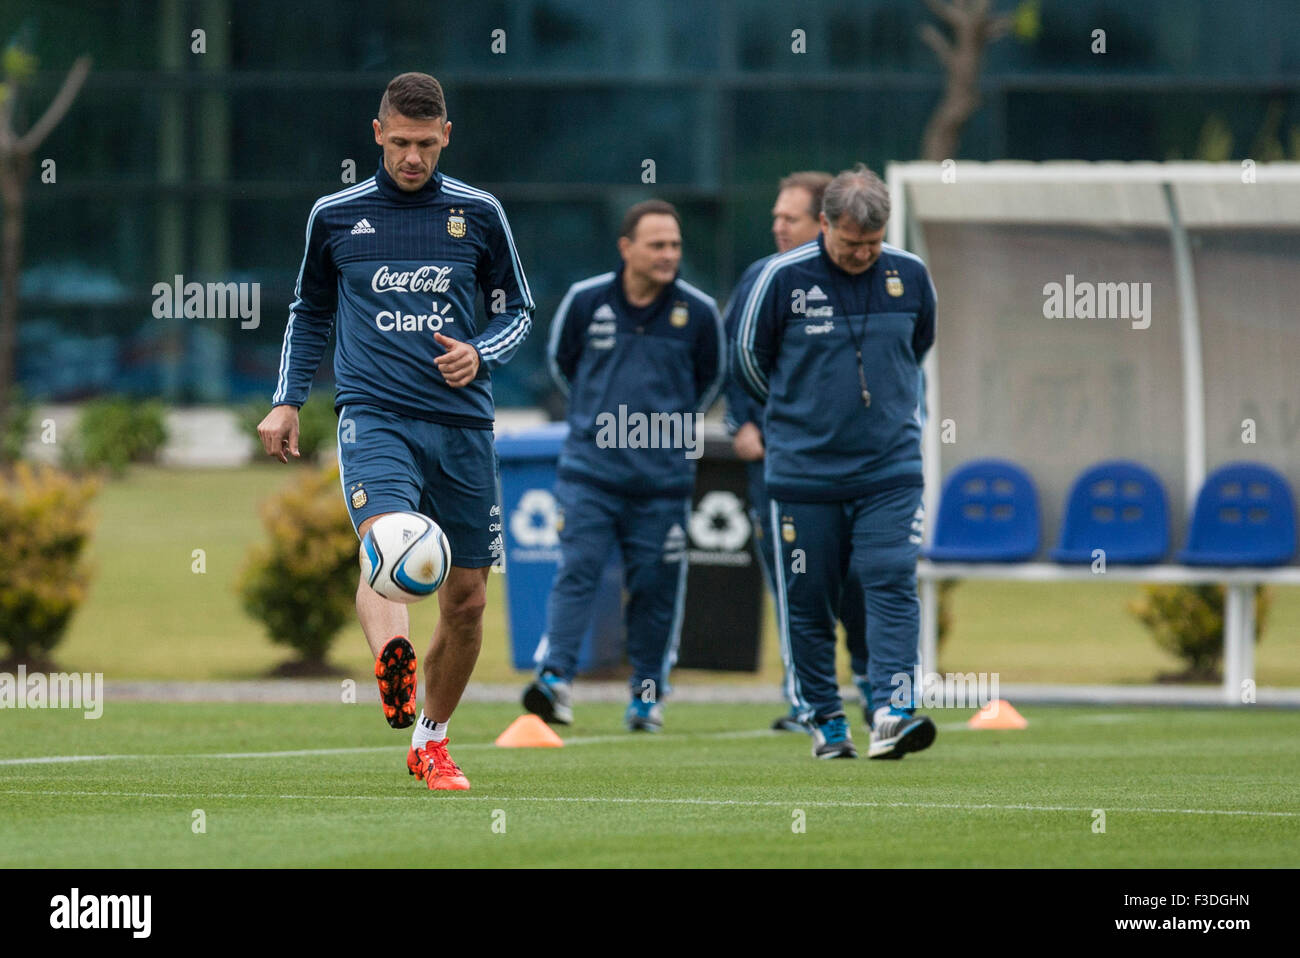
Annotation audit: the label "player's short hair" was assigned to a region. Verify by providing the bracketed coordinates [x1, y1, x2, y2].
[620, 200, 681, 240]
[378, 72, 447, 124]
[822, 163, 890, 232]
[778, 171, 833, 220]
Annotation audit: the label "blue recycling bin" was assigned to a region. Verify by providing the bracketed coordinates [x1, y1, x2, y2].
[496, 423, 625, 673]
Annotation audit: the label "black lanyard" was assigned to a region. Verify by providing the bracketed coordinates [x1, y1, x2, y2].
[830, 267, 872, 408]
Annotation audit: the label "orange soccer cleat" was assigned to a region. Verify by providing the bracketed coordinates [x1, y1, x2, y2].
[375, 636, 419, 729]
[407, 738, 470, 791]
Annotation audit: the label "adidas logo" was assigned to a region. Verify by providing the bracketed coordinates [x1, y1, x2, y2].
[351, 218, 376, 235]
[593, 303, 616, 321]
[402, 528, 414, 543]
[806, 285, 828, 301]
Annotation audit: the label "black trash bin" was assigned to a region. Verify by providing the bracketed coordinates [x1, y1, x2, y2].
[675, 425, 764, 671]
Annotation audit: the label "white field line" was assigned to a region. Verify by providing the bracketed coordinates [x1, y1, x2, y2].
[0, 786, 1294, 819]
[0, 723, 1296, 820]
[0, 728, 793, 767]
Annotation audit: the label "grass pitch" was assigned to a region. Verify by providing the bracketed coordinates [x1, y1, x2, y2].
[2, 702, 1297, 868]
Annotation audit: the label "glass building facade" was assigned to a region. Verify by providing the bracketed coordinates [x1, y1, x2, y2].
[11, 0, 1300, 407]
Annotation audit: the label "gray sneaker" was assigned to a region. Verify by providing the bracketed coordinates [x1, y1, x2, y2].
[522, 671, 574, 725]
[868, 707, 936, 760]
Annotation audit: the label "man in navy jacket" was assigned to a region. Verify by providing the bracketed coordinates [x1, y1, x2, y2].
[736, 164, 937, 760]
[524, 200, 725, 731]
[258, 73, 533, 790]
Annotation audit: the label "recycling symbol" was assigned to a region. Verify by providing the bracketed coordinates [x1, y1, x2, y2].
[510, 489, 561, 547]
[688, 490, 751, 551]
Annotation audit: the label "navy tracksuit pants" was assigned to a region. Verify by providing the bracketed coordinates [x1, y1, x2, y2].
[769, 485, 924, 722]
[537, 476, 690, 697]
[747, 461, 868, 693]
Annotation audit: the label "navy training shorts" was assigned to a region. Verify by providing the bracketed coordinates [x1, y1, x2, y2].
[336, 403, 502, 569]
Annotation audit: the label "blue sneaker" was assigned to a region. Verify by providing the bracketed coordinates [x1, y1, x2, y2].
[810, 711, 857, 759]
[522, 670, 573, 725]
[624, 698, 664, 732]
[869, 706, 936, 760]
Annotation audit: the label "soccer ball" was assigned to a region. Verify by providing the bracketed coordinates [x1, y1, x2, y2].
[359, 511, 452, 603]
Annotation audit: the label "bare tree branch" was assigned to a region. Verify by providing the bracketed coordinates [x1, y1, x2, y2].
[919, 24, 954, 67]
[14, 57, 92, 155]
[917, 0, 1017, 161]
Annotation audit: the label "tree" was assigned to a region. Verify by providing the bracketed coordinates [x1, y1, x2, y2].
[918, 0, 1018, 161]
[0, 36, 91, 438]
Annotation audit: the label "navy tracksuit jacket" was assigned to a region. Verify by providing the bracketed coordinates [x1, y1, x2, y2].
[273, 163, 534, 426]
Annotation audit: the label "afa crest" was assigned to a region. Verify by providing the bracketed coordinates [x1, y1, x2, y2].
[447, 209, 467, 238]
[781, 517, 796, 543]
[350, 484, 367, 509]
[885, 270, 904, 297]
[671, 303, 689, 328]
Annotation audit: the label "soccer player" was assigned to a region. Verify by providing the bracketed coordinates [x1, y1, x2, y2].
[257, 72, 534, 790]
[522, 200, 725, 731]
[722, 172, 870, 734]
[735, 164, 937, 760]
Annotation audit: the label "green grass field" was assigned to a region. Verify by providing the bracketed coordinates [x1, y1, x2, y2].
[42, 465, 1300, 685]
[2, 702, 1298, 867]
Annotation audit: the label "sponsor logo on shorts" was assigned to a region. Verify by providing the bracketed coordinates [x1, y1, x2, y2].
[662, 522, 687, 562]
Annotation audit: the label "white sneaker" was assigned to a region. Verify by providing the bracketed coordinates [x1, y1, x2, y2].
[869, 706, 936, 760]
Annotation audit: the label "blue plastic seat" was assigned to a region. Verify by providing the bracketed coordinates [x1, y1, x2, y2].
[1177, 462, 1297, 567]
[926, 459, 1040, 562]
[1050, 460, 1169, 565]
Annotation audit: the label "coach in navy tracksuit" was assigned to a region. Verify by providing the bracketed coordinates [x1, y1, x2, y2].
[722, 171, 870, 734]
[736, 164, 937, 761]
[523, 200, 725, 732]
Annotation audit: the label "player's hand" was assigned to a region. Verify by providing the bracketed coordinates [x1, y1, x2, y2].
[257, 405, 301, 463]
[732, 421, 765, 461]
[434, 332, 480, 388]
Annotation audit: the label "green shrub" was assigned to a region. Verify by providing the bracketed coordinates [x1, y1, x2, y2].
[238, 463, 357, 668]
[0, 462, 100, 665]
[1, 388, 35, 465]
[238, 393, 337, 463]
[1128, 584, 1272, 679]
[66, 397, 168, 476]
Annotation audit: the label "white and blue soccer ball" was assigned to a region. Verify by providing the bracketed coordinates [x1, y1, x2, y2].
[359, 511, 452, 604]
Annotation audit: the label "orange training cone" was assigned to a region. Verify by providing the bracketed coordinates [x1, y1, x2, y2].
[967, 699, 1028, 730]
[495, 714, 565, 748]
